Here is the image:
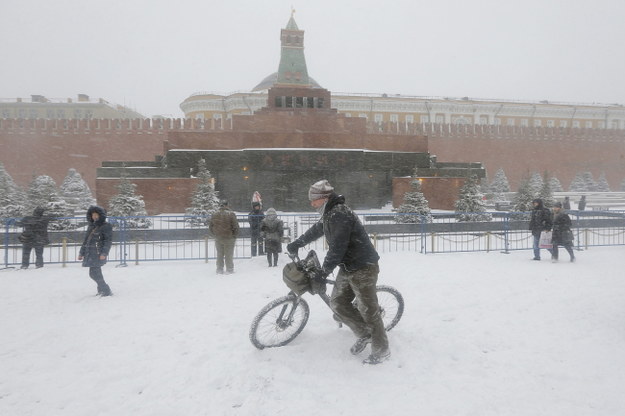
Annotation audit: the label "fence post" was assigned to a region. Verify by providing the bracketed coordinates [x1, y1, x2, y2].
[486, 232, 491, 253]
[116, 217, 128, 268]
[574, 213, 585, 251]
[135, 240, 140, 265]
[205, 237, 209, 263]
[372, 233, 378, 249]
[501, 213, 510, 254]
[1, 219, 15, 270]
[62, 237, 67, 267]
[420, 217, 426, 254]
[430, 232, 436, 253]
[584, 228, 589, 250]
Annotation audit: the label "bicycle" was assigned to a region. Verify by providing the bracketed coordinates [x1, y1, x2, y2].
[249, 250, 404, 350]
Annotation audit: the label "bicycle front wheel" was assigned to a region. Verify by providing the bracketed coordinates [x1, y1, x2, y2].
[376, 285, 404, 331]
[249, 295, 310, 350]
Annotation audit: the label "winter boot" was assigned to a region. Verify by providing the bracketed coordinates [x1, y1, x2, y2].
[97, 282, 112, 297]
[362, 349, 391, 365]
[350, 335, 372, 355]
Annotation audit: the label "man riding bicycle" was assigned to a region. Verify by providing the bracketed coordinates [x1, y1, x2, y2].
[286, 180, 390, 365]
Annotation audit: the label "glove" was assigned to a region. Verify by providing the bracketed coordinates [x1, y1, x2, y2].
[309, 268, 329, 295]
[310, 276, 327, 295]
[286, 242, 299, 255]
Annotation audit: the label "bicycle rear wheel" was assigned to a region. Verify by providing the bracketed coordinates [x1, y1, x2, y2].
[249, 294, 310, 350]
[376, 285, 404, 331]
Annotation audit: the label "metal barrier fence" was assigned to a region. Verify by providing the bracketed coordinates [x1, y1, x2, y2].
[2, 210, 624, 269]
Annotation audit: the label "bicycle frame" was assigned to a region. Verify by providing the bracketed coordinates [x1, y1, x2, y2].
[249, 250, 404, 350]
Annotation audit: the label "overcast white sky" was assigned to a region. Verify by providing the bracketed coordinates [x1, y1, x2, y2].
[2, 0, 625, 118]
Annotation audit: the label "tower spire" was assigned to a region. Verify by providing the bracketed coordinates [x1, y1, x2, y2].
[276, 13, 310, 86]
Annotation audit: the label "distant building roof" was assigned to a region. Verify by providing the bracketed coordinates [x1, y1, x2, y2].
[252, 72, 322, 92]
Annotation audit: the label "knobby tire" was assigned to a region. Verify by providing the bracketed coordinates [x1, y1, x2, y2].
[375, 285, 404, 331]
[249, 295, 310, 350]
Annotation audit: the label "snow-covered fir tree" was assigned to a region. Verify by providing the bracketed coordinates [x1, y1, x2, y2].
[537, 172, 556, 208]
[489, 168, 510, 201]
[26, 175, 72, 230]
[549, 176, 564, 192]
[512, 176, 534, 219]
[60, 168, 96, 213]
[581, 171, 597, 192]
[596, 173, 610, 192]
[0, 163, 27, 221]
[394, 173, 432, 223]
[185, 159, 220, 226]
[569, 172, 586, 192]
[108, 176, 152, 228]
[528, 172, 543, 196]
[455, 174, 492, 222]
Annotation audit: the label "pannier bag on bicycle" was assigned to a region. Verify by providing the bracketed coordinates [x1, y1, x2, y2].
[282, 263, 310, 295]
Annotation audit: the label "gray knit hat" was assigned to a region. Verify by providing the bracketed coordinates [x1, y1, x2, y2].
[308, 180, 334, 201]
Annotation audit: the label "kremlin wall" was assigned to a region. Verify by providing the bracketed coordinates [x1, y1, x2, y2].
[2, 117, 624, 213]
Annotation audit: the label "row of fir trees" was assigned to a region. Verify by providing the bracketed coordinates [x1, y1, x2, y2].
[394, 166, 625, 224]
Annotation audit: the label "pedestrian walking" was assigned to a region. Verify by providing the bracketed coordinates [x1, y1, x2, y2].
[551, 202, 576, 263]
[78, 206, 113, 296]
[17, 207, 51, 269]
[529, 198, 553, 260]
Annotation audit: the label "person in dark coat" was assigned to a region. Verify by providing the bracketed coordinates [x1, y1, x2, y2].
[17, 207, 51, 269]
[551, 202, 576, 262]
[286, 180, 389, 365]
[78, 206, 113, 296]
[528, 198, 553, 260]
[578, 195, 587, 211]
[563, 196, 571, 210]
[260, 207, 284, 267]
[248, 202, 265, 256]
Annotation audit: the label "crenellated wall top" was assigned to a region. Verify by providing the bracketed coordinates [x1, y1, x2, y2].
[0, 117, 232, 133]
[2, 118, 625, 142]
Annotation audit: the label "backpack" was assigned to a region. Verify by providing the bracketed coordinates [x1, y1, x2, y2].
[282, 262, 311, 295]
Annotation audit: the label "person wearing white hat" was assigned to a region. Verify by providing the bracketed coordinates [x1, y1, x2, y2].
[287, 180, 390, 365]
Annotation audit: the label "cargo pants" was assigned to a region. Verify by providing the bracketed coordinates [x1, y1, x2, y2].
[330, 263, 389, 355]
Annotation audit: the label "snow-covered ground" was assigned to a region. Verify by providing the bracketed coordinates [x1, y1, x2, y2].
[1, 246, 624, 416]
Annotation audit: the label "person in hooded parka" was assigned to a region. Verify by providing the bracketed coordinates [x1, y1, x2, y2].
[260, 207, 284, 267]
[78, 206, 113, 296]
[17, 206, 51, 269]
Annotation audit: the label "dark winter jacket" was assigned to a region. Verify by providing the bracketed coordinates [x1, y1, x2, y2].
[248, 205, 265, 236]
[209, 206, 239, 240]
[529, 199, 553, 236]
[552, 212, 574, 245]
[17, 207, 51, 246]
[290, 193, 379, 274]
[260, 208, 284, 253]
[578, 196, 587, 211]
[79, 206, 113, 267]
[563, 197, 571, 210]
